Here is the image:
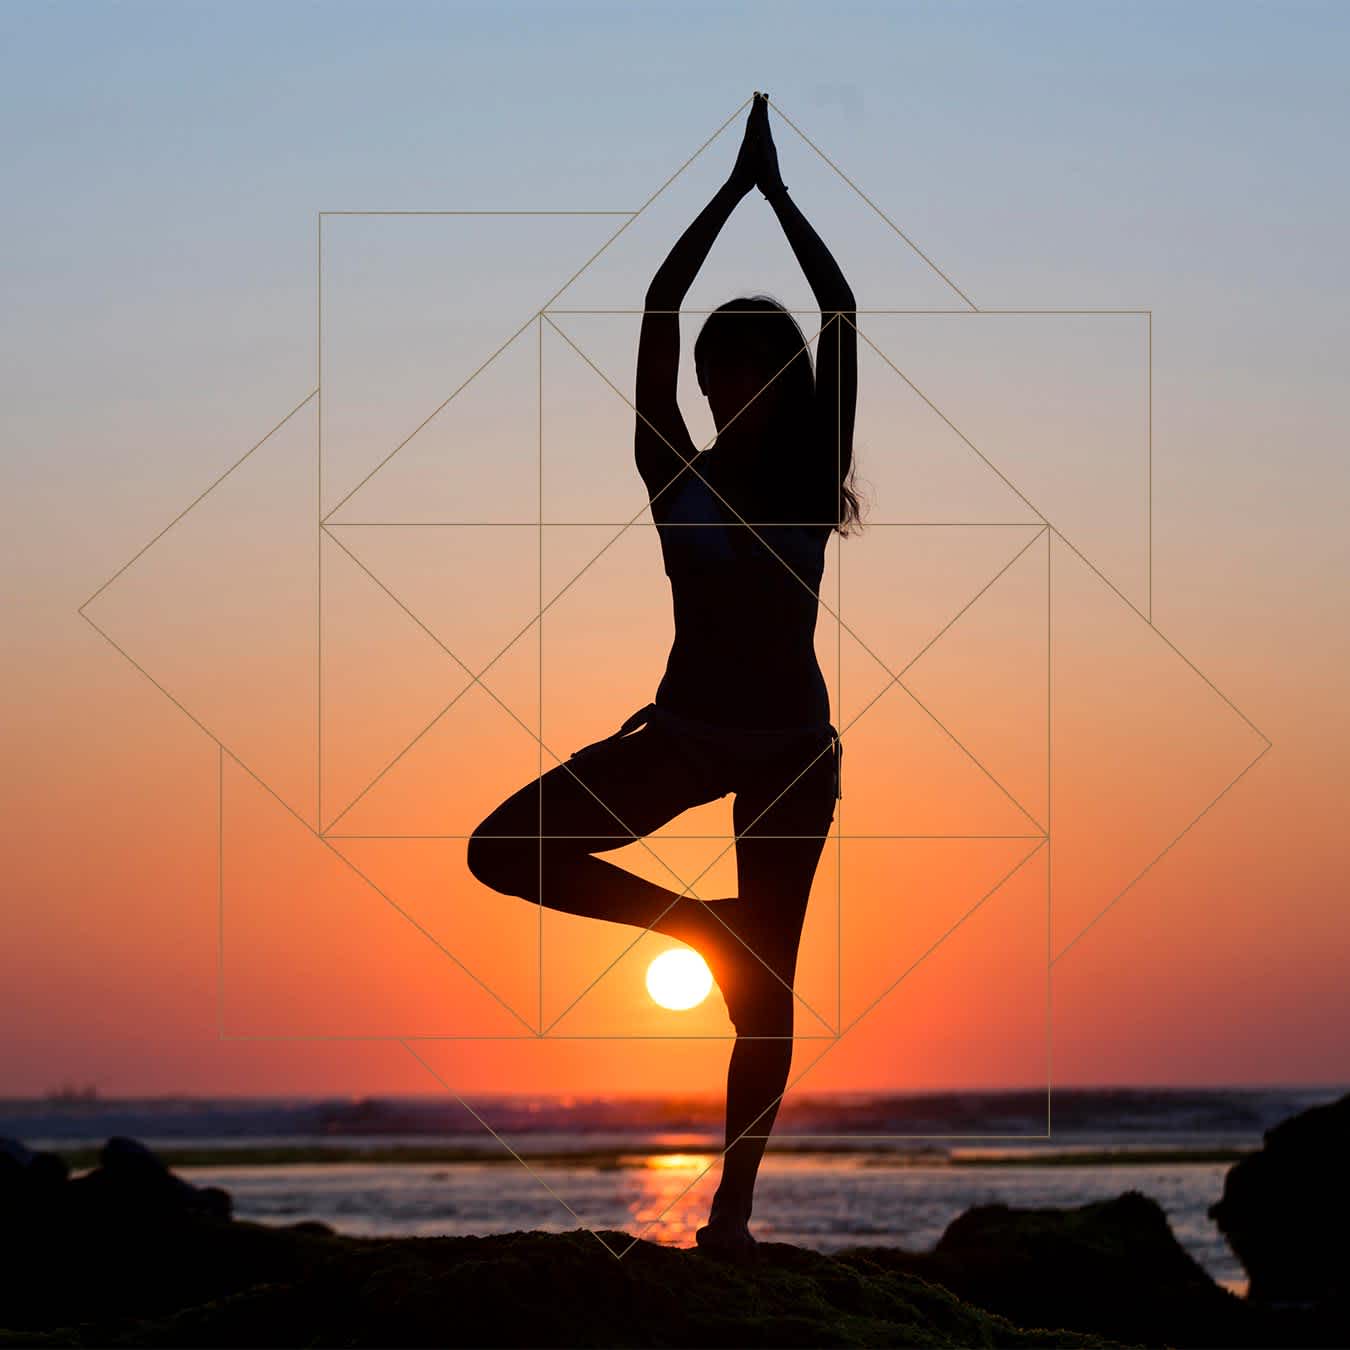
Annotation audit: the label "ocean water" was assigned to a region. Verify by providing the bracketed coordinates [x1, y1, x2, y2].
[8, 1084, 1344, 1291]
[183, 1155, 1244, 1285]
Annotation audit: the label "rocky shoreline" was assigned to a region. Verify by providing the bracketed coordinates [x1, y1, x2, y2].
[1, 1093, 1346, 1348]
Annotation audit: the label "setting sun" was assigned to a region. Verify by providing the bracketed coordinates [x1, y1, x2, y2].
[645, 949, 713, 1011]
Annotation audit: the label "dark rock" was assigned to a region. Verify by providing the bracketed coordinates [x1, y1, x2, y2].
[0, 1219, 1117, 1348]
[0, 1137, 70, 1216]
[0, 1140, 36, 1170]
[0, 1139, 1118, 1348]
[66, 1136, 231, 1225]
[1209, 1090, 1350, 1306]
[5, 1129, 1345, 1348]
[839, 1191, 1274, 1348]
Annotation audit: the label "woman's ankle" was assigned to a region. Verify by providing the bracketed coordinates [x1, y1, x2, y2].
[708, 1187, 752, 1228]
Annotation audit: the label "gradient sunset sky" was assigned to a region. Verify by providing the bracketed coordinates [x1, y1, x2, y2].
[3, 0, 1347, 1101]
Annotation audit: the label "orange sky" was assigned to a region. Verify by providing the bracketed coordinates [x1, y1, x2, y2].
[10, 299, 1342, 1100]
[4, 7, 1348, 1104]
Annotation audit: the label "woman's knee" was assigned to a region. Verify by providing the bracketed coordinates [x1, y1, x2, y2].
[466, 816, 538, 897]
[467, 815, 598, 898]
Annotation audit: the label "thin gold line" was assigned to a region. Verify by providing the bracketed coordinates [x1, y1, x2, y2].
[616, 830, 1041, 1255]
[547, 313, 1042, 768]
[315, 524, 620, 826]
[1046, 527, 1054, 1136]
[319, 511, 659, 829]
[93, 633, 530, 1040]
[84, 110, 1236, 1209]
[1148, 310, 1153, 624]
[400, 1040, 622, 1258]
[88, 363, 1045, 1052]
[544, 310, 828, 513]
[757, 1132, 1054, 1140]
[1051, 525, 1271, 746]
[836, 318, 843, 1034]
[545, 93, 757, 306]
[326, 319, 824, 834]
[849, 318, 1045, 525]
[78, 390, 317, 613]
[1051, 741, 1272, 966]
[543, 312, 1046, 827]
[77, 612, 244, 782]
[324, 826, 1042, 837]
[80, 604, 538, 1034]
[541, 528, 1048, 1034]
[615, 1038, 838, 1255]
[327, 520, 1043, 527]
[323, 99, 758, 522]
[839, 840, 1047, 1036]
[325, 309, 833, 836]
[323, 834, 1047, 841]
[538, 313, 545, 1037]
[849, 317, 1234, 736]
[319, 527, 837, 1034]
[317, 212, 324, 831]
[270, 799, 540, 1033]
[92, 202, 1252, 1263]
[543, 308, 1152, 315]
[77, 92, 1265, 1190]
[217, 744, 224, 1040]
[210, 1034, 552, 1042]
[220, 1033, 835, 1042]
[322, 322, 540, 523]
[841, 528, 1050, 832]
[318, 527, 554, 831]
[745, 95, 977, 310]
[322, 500, 1046, 1038]
[489, 1035, 830, 1041]
[319, 210, 636, 217]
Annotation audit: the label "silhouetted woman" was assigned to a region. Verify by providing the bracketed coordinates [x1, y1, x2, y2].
[468, 93, 860, 1254]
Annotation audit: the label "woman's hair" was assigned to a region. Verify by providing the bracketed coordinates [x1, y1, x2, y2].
[694, 294, 863, 536]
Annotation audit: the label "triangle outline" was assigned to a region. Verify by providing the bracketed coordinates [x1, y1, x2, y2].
[220, 749, 538, 1039]
[324, 90, 980, 526]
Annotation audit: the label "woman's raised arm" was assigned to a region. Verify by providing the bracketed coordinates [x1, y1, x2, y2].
[634, 105, 759, 504]
[754, 97, 858, 504]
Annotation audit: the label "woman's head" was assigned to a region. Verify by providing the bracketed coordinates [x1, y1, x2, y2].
[694, 295, 862, 534]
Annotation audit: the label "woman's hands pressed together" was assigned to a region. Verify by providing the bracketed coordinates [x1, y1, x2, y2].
[727, 92, 786, 200]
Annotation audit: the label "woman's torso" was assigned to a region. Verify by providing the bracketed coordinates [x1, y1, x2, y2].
[651, 449, 831, 731]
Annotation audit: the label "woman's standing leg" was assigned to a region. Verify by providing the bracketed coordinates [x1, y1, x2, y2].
[700, 734, 838, 1245]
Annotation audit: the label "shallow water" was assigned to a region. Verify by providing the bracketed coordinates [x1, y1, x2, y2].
[184, 1154, 1247, 1290]
[20, 1085, 1317, 1298]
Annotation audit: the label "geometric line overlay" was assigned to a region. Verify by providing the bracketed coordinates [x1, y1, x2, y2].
[79, 93, 1271, 1257]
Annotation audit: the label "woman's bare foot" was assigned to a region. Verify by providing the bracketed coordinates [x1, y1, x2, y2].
[694, 1189, 758, 1259]
[694, 1216, 758, 1259]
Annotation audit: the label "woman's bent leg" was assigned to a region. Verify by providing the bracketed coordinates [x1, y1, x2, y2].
[466, 723, 727, 943]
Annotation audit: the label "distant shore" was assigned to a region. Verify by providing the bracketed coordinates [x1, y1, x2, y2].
[48, 1142, 1254, 1169]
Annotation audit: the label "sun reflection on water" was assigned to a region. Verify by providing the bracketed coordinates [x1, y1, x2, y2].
[626, 1152, 719, 1242]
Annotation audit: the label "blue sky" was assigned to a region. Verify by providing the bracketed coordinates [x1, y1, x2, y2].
[5, 0, 1347, 796]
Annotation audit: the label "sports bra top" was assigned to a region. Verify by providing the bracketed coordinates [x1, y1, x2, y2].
[651, 455, 831, 731]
